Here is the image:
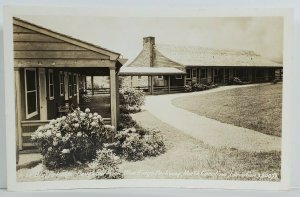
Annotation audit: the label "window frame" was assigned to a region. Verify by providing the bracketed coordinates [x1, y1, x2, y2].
[59, 71, 64, 96]
[200, 68, 207, 78]
[175, 75, 182, 79]
[73, 73, 77, 96]
[24, 68, 38, 119]
[192, 68, 197, 78]
[157, 75, 163, 79]
[48, 69, 55, 100]
[68, 73, 73, 98]
[186, 68, 191, 79]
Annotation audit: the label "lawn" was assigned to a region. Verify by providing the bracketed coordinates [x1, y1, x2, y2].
[120, 111, 281, 181]
[172, 83, 282, 136]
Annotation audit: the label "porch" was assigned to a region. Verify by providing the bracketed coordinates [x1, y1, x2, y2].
[119, 66, 186, 95]
[13, 18, 126, 159]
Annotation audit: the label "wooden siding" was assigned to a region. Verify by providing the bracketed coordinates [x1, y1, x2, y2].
[15, 51, 110, 59]
[13, 19, 120, 60]
[13, 24, 114, 69]
[14, 59, 116, 68]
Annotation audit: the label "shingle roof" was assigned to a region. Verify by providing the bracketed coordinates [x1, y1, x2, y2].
[156, 44, 282, 67]
[119, 67, 185, 76]
[126, 47, 184, 69]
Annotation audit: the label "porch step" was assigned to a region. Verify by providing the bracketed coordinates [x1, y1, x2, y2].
[19, 149, 39, 154]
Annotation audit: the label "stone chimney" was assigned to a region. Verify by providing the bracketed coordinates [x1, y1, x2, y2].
[143, 37, 155, 67]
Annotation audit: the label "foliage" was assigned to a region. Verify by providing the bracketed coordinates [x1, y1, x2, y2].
[184, 84, 192, 92]
[118, 113, 137, 130]
[106, 127, 166, 161]
[88, 148, 123, 179]
[190, 82, 218, 92]
[31, 108, 115, 169]
[119, 87, 145, 114]
[229, 77, 250, 85]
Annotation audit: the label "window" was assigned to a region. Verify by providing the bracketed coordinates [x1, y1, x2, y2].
[59, 71, 64, 96]
[192, 69, 197, 78]
[200, 69, 207, 78]
[138, 76, 142, 79]
[73, 74, 77, 96]
[175, 75, 182, 79]
[157, 75, 163, 79]
[68, 73, 72, 98]
[186, 68, 191, 79]
[25, 68, 38, 119]
[48, 69, 54, 100]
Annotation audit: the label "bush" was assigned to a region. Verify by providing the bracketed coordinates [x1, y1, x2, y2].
[119, 87, 145, 114]
[184, 84, 192, 92]
[88, 148, 123, 179]
[31, 108, 115, 169]
[190, 82, 218, 92]
[106, 127, 166, 161]
[118, 113, 137, 130]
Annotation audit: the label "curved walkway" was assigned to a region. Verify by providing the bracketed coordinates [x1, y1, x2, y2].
[143, 85, 281, 152]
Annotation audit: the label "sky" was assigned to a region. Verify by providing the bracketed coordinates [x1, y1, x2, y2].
[20, 15, 283, 64]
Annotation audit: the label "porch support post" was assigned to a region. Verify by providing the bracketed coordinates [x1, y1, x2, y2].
[148, 76, 151, 93]
[91, 75, 94, 95]
[84, 75, 87, 91]
[150, 76, 154, 95]
[131, 76, 133, 88]
[168, 76, 171, 93]
[223, 68, 226, 83]
[110, 68, 117, 130]
[183, 74, 186, 86]
[212, 68, 214, 83]
[116, 72, 120, 126]
[15, 68, 22, 163]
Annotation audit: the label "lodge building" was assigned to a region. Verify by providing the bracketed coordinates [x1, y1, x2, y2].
[120, 37, 283, 94]
[13, 18, 126, 153]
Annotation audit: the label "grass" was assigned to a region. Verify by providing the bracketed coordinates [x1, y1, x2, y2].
[120, 110, 281, 181]
[172, 83, 282, 136]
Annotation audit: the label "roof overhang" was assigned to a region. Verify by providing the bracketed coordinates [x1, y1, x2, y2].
[119, 67, 186, 76]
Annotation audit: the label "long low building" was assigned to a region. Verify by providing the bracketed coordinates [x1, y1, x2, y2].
[120, 36, 283, 94]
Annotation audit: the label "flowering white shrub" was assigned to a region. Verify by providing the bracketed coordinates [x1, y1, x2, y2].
[31, 108, 116, 169]
[106, 127, 166, 161]
[119, 87, 145, 114]
[89, 148, 123, 179]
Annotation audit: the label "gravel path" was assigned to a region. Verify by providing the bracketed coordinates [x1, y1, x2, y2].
[143, 85, 281, 152]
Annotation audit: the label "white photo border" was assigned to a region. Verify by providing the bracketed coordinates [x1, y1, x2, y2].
[3, 6, 293, 191]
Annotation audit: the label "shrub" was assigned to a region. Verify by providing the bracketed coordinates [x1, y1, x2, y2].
[119, 87, 145, 114]
[118, 113, 137, 130]
[106, 127, 166, 161]
[31, 108, 115, 169]
[184, 84, 192, 92]
[88, 148, 123, 179]
[190, 82, 218, 92]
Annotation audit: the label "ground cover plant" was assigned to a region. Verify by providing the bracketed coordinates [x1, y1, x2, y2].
[173, 83, 282, 136]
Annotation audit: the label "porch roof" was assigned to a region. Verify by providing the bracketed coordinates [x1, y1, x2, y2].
[119, 66, 186, 76]
[13, 18, 127, 69]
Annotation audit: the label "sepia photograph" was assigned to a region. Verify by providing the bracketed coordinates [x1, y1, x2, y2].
[3, 6, 292, 191]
